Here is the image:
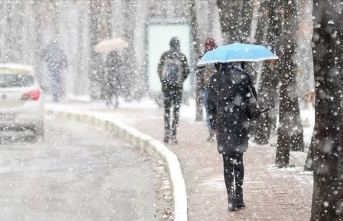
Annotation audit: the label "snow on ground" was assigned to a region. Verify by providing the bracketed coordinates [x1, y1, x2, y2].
[46, 95, 315, 187]
[47, 94, 315, 151]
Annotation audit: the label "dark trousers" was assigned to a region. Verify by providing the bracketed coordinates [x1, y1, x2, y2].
[162, 83, 182, 138]
[49, 69, 61, 102]
[222, 153, 244, 203]
[105, 80, 119, 107]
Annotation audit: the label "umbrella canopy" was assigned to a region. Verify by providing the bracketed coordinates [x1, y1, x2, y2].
[197, 43, 278, 66]
[94, 38, 129, 53]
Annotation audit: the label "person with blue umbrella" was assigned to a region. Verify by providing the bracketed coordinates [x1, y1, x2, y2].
[204, 43, 277, 211]
[207, 62, 258, 211]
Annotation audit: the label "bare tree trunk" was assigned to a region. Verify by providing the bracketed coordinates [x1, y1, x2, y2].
[335, 3, 343, 221]
[310, 0, 342, 219]
[216, 0, 253, 43]
[105, 0, 113, 39]
[0, 1, 5, 62]
[190, 0, 202, 121]
[240, 0, 253, 42]
[302, 0, 315, 172]
[207, 0, 216, 36]
[276, 0, 304, 167]
[3, 3, 13, 63]
[254, 0, 282, 145]
[122, 0, 136, 101]
[75, 6, 86, 96]
[339, 14, 343, 221]
[50, 0, 60, 37]
[88, 0, 103, 100]
[216, 0, 241, 43]
[32, 0, 45, 84]
[9, 2, 24, 63]
[296, 0, 314, 97]
[254, 0, 269, 141]
[304, 132, 314, 171]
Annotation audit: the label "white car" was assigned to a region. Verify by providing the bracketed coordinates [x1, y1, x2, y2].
[0, 63, 44, 139]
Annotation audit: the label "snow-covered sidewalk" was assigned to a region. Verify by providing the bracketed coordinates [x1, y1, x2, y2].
[46, 97, 314, 220]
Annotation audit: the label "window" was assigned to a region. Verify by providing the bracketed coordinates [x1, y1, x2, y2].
[0, 73, 34, 87]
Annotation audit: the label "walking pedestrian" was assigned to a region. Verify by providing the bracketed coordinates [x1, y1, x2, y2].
[207, 62, 258, 211]
[196, 37, 218, 142]
[157, 37, 190, 145]
[41, 37, 68, 102]
[105, 51, 122, 107]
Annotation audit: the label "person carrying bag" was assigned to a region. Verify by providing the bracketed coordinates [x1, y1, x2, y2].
[207, 62, 263, 211]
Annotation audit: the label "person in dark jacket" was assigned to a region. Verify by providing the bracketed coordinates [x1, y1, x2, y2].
[196, 37, 218, 142]
[207, 62, 257, 211]
[41, 37, 67, 102]
[157, 37, 190, 145]
[105, 51, 122, 107]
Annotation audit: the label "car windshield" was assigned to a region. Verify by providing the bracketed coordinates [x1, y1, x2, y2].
[0, 72, 34, 88]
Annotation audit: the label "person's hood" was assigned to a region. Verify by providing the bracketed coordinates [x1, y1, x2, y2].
[169, 37, 181, 52]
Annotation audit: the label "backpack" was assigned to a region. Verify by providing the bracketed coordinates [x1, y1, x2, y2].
[162, 55, 183, 84]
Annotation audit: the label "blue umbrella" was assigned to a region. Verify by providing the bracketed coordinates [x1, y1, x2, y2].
[197, 43, 278, 66]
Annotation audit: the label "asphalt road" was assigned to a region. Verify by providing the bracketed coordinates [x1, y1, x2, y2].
[0, 116, 160, 221]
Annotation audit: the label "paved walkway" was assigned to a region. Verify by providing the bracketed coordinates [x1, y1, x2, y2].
[53, 100, 313, 220]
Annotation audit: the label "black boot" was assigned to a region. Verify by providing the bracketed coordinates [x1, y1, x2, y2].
[163, 130, 170, 144]
[163, 125, 170, 144]
[227, 195, 238, 211]
[236, 200, 245, 209]
[234, 153, 245, 209]
[170, 134, 178, 145]
[235, 190, 245, 209]
[163, 136, 169, 144]
[170, 127, 178, 145]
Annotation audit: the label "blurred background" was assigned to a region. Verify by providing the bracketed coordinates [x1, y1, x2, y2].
[0, 0, 313, 105]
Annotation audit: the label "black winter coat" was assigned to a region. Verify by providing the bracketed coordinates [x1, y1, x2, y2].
[105, 52, 122, 89]
[207, 65, 257, 154]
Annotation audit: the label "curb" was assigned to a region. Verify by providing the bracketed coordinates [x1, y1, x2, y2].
[46, 108, 188, 221]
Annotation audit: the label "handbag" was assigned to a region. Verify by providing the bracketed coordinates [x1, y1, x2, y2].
[246, 86, 261, 120]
